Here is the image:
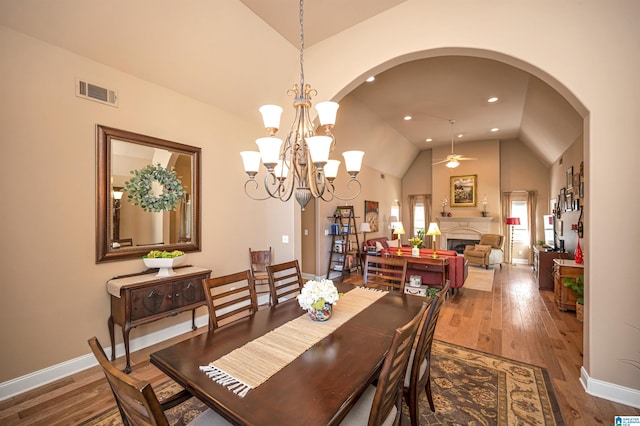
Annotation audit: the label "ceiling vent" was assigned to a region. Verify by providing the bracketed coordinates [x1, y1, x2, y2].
[75, 78, 118, 107]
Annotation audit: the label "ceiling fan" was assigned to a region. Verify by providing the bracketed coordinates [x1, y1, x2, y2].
[432, 119, 476, 168]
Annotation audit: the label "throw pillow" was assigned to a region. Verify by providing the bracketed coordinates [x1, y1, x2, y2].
[375, 241, 384, 252]
[387, 239, 399, 248]
[475, 244, 492, 252]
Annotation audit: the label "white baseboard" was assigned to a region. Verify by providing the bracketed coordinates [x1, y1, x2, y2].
[0, 314, 210, 401]
[581, 366, 640, 408]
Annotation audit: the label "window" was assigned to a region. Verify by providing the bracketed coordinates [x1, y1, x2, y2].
[413, 202, 425, 237]
[511, 200, 529, 243]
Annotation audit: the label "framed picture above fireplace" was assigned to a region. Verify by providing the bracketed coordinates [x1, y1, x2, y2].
[450, 175, 477, 207]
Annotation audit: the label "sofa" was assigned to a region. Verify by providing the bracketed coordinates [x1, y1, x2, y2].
[463, 234, 504, 269]
[366, 237, 468, 290]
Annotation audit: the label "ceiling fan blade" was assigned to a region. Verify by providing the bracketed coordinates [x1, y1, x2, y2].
[432, 159, 449, 165]
[459, 157, 477, 161]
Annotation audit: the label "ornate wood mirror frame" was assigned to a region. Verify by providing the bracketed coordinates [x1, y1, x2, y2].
[96, 125, 201, 262]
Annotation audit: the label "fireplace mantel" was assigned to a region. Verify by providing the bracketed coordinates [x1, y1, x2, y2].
[436, 217, 495, 249]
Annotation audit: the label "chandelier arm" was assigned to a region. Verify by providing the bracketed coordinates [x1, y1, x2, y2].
[244, 179, 279, 201]
[325, 178, 362, 202]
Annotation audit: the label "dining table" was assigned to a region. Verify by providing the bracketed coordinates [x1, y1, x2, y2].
[150, 282, 427, 425]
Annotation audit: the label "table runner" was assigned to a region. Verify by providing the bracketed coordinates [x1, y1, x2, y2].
[199, 287, 387, 397]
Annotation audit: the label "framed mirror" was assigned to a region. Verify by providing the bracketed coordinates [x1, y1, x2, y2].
[96, 125, 201, 262]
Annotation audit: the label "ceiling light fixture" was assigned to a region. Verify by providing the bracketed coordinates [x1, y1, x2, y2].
[240, 0, 364, 210]
[491, 127, 499, 132]
[366, 76, 375, 83]
[404, 115, 412, 121]
[488, 97, 498, 103]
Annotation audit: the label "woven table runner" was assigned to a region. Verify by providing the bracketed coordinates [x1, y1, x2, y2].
[200, 287, 387, 397]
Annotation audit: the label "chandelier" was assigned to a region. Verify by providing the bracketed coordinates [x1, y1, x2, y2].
[240, 0, 364, 210]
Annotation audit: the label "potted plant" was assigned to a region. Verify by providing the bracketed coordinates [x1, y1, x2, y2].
[563, 275, 584, 321]
[408, 237, 423, 257]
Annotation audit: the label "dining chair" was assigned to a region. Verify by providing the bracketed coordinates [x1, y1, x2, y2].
[202, 270, 259, 331]
[266, 260, 304, 306]
[363, 254, 408, 292]
[403, 281, 450, 424]
[249, 247, 272, 306]
[340, 302, 428, 426]
[87, 337, 230, 426]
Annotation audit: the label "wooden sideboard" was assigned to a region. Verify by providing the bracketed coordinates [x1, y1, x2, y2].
[553, 259, 584, 311]
[532, 245, 568, 291]
[107, 266, 211, 373]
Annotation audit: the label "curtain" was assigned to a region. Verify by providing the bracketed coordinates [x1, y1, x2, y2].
[501, 191, 537, 264]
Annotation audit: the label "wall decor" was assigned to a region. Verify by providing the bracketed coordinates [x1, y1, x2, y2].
[364, 200, 379, 232]
[566, 166, 574, 189]
[573, 172, 580, 192]
[579, 181, 584, 198]
[450, 175, 477, 207]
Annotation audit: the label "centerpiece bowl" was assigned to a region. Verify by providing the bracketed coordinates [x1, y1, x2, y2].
[143, 254, 185, 276]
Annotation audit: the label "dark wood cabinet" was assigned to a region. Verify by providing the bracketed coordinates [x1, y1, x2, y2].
[553, 259, 584, 311]
[533, 245, 568, 291]
[107, 266, 211, 373]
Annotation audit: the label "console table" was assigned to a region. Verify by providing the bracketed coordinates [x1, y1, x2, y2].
[385, 253, 449, 289]
[553, 259, 584, 311]
[107, 266, 211, 373]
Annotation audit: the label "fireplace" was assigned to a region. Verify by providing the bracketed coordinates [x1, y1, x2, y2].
[436, 216, 494, 251]
[447, 238, 480, 254]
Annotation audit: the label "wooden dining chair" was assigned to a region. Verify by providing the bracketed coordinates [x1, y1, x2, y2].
[363, 254, 408, 292]
[403, 281, 450, 424]
[266, 260, 304, 306]
[340, 302, 428, 426]
[87, 337, 230, 426]
[249, 247, 272, 306]
[202, 270, 259, 331]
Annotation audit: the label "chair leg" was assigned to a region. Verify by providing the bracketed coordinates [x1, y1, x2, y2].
[485, 265, 489, 269]
[425, 374, 436, 412]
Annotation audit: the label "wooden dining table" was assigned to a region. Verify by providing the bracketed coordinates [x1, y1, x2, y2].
[150, 283, 426, 425]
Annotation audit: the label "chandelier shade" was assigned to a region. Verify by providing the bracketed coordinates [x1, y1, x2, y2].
[240, 0, 364, 210]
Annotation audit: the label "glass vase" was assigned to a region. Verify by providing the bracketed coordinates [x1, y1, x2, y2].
[308, 303, 333, 321]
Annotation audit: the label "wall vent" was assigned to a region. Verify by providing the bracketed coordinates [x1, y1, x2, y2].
[75, 78, 118, 107]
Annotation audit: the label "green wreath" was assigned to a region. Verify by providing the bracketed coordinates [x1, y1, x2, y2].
[124, 163, 185, 212]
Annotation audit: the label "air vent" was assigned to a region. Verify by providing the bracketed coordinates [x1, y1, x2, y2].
[75, 78, 118, 107]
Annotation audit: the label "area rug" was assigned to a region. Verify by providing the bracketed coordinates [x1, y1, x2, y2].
[83, 341, 563, 425]
[464, 266, 495, 292]
[400, 340, 564, 425]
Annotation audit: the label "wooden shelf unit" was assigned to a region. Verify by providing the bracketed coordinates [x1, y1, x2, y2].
[326, 206, 361, 278]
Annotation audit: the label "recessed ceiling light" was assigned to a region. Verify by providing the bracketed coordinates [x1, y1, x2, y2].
[425, 138, 432, 143]
[366, 76, 375, 83]
[404, 115, 412, 121]
[488, 97, 498, 103]
[457, 133, 463, 138]
[491, 127, 499, 132]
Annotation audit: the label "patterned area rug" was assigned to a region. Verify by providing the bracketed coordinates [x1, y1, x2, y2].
[83, 341, 563, 425]
[401, 341, 564, 425]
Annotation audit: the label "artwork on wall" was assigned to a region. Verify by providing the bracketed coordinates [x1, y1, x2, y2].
[450, 175, 477, 207]
[364, 200, 379, 232]
[566, 166, 574, 189]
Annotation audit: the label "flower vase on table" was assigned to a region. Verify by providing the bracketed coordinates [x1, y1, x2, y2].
[308, 303, 333, 321]
[408, 237, 423, 258]
[297, 279, 341, 322]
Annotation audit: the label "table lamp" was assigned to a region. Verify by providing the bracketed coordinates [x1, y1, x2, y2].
[505, 217, 521, 263]
[426, 222, 441, 258]
[393, 222, 405, 255]
[359, 222, 371, 251]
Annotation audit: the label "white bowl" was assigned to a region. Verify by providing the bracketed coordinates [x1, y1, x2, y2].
[143, 255, 185, 276]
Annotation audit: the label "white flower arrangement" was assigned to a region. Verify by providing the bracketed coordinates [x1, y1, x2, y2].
[297, 279, 340, 311]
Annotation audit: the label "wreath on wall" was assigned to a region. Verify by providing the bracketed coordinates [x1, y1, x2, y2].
[124, 163, 185, 212]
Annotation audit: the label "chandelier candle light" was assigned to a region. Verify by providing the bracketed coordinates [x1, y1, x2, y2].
[240, 0, 364, 210]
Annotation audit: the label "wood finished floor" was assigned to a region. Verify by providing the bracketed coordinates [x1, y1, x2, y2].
[1, 264, 638, 425]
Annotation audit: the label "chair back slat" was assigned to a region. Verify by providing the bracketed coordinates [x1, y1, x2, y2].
[403, 281, 450, 423]
[202, 270, 259, 330]
[363, 255, 408, 292]
[88, 337, 169, 426]
[266, 260, 304, 305]
[368, 302, 427, 425]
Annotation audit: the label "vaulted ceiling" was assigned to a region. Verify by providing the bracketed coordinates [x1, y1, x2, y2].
[0, 0, 583, 174]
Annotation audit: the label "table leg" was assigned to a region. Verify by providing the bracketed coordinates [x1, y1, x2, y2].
[122, 325, 132, 374]
[191, 309, 197, 330]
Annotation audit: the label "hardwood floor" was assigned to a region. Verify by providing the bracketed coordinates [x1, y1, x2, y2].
[1, 264, 638, 425]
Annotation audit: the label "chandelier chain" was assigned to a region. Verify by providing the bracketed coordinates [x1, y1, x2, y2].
[298, 0, 305, 90]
